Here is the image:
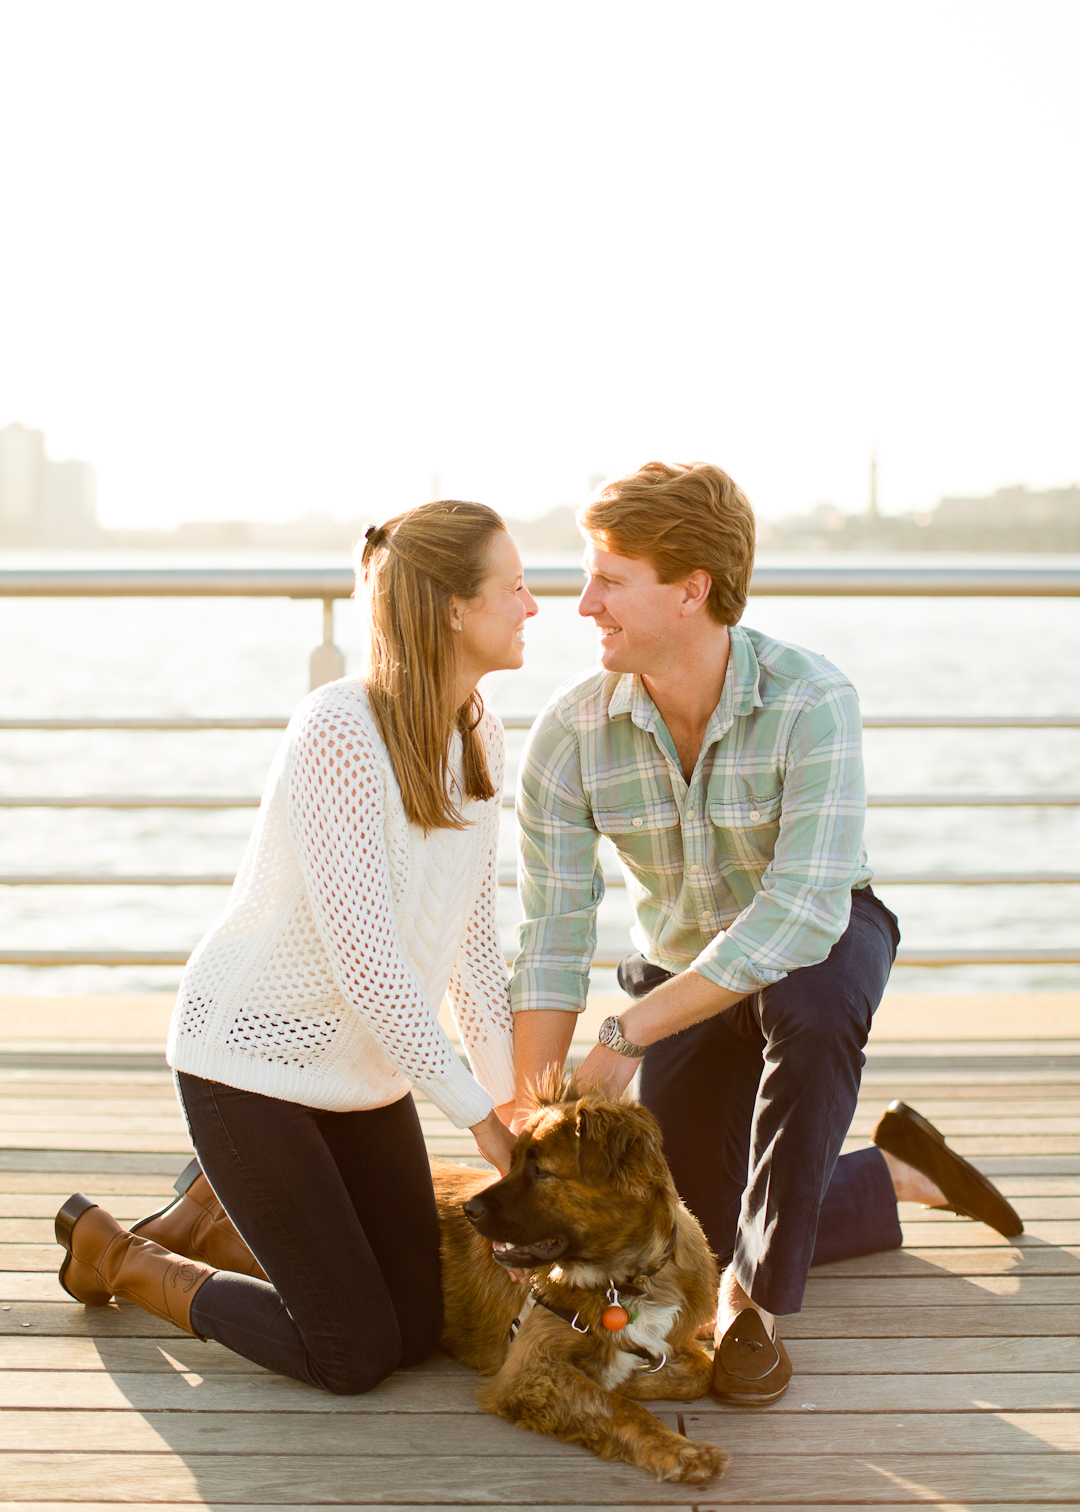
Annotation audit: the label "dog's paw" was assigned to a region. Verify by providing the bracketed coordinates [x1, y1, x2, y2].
[657, 1438, 728, 1485]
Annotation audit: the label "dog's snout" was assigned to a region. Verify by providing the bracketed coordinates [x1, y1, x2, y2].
[462, 1195, 488, 1225]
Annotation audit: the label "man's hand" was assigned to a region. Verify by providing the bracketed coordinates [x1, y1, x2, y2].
[575, 1042, 640, 1098]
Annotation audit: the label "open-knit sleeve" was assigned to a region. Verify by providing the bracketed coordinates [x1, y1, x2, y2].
[283, 693, 494, 1130]
[444, 712, 515, 1106]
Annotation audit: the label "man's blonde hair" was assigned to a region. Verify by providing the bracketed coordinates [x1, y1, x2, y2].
[357, 500, 505, 831]
[578, 461, 756, 626]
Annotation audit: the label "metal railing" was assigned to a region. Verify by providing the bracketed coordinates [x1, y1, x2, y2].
[2, 563, 1078, 970]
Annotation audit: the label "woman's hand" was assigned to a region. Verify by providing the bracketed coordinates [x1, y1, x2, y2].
[470, 1108, 517, 1175]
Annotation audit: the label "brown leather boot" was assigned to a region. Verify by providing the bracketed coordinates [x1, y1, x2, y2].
[55, 1193, 215, 1336]
[131, 1159, 268, 1281]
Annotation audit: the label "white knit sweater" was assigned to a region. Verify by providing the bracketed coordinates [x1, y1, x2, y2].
[167, 678, 515, 1129]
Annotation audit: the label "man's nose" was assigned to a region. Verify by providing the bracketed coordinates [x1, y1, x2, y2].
[578, 582, 601, 618]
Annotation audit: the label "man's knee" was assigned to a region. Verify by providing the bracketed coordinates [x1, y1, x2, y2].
[761, 974, 873, 1055]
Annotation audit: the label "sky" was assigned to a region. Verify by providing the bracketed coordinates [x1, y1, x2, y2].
[1, 1, 1078, 528]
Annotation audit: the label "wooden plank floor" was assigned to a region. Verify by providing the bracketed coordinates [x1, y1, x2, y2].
[1, 993, 1078, 1509]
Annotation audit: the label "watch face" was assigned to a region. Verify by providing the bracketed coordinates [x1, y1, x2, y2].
[600, 1015, 618, 1046]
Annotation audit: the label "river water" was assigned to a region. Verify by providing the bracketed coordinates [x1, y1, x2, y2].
[1, 549, 1077, 996]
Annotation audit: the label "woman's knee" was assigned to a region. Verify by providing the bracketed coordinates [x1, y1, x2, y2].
[396, 1300, 443, 1369]
[301, 1305, 405, 1395]
[306, 1337, 402, 1396]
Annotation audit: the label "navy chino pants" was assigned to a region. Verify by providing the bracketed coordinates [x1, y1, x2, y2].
[622, 886, 903, 1316]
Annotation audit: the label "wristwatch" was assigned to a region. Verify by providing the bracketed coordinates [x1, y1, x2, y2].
[597, 1014, 650, 1059]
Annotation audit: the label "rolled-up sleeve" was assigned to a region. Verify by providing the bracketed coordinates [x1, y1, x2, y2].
[511, 708, 604, 1015]
[692, 683, 867, 995]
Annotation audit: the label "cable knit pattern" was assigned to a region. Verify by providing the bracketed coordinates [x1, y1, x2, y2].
[167, 679, 515, 1129]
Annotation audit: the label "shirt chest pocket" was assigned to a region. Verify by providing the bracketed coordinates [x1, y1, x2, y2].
[708, 793, 782, 866]
[592, 798, 682, 874]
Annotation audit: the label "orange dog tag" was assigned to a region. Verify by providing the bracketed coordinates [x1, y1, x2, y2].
[601, 1304, 630, 1331]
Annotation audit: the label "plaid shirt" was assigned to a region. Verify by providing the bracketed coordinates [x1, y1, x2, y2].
[511, 624, 873, 1013]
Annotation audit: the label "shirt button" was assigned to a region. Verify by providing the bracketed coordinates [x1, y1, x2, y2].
[701, 912, 713, 923]
[685, 808, 695, 820]
[689, 865, 702, 874]
[632, 817, 644, 828]
[749, 809, 761, 821]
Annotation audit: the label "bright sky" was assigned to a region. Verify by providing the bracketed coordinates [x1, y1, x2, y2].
[2, 1, 1078, 527]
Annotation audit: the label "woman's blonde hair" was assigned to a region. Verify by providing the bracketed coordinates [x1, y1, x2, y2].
[357, 500, 506, 832]
[578, 461, 756, 626]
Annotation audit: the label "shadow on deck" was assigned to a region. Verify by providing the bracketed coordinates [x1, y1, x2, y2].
[1, 991, 1078, 1508]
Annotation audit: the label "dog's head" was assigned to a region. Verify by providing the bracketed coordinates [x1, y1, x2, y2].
[462, 1073, 676, 1279]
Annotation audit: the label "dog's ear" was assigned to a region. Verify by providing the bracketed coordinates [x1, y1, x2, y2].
[574, 1100, 668, 1200]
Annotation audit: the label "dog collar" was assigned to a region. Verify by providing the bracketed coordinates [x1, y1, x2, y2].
[507, 1222, 679, 1372]
[615, 1223, 678, 1297]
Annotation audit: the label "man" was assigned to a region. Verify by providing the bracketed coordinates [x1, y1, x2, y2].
[510, 460, 1021, 1405]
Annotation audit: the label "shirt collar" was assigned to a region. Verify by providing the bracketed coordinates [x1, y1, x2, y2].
[605, 625, 763, 737]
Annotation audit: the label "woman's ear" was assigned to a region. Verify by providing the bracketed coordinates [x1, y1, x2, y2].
[448, 596, 465, 631]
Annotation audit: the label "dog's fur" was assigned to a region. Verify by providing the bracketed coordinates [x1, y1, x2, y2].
[432, 1075, 726, 1486]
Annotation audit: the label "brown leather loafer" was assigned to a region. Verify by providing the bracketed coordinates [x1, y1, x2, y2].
[708, 1308, 792, 1405]
[873, 1100, 1023, 1238]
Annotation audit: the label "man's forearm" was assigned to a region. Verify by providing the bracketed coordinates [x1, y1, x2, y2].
[574, 970, 747, 1100]
[512, 1008, 578, 1118]
[620, 970, 746, 1047]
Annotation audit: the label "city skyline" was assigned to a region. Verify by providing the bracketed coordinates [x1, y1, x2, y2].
[3, 420, 1075, 554]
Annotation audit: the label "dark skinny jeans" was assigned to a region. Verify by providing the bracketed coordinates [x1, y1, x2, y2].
[623, 886, 903, 1316]
[175, 1074, 442, 1394]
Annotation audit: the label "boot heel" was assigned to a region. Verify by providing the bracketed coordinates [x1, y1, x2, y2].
[130, 1158, 204, 1238]
[55, 1192, 97, 1250]
[55, 1193, 107, 1302]
[172, 1158, 203, 1197]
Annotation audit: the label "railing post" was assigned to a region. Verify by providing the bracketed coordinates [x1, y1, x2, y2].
[309, 598, 345, 689]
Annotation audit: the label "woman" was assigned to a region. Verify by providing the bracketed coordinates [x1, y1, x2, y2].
[55, 501, 537, 1394]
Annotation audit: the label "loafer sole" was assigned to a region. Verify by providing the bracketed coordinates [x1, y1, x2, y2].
[873, 1100, 1023, 1238]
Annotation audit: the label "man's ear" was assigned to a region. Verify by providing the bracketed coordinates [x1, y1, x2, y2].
[680, 569, 712, 616]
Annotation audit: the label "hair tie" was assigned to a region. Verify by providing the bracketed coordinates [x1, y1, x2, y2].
[362, 522, 388, 558]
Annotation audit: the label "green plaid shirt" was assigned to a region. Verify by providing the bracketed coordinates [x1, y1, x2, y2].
[511, 624, 873, 1013]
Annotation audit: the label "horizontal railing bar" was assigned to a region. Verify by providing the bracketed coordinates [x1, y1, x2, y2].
[0, 717, 292, 731]
[857, 714, 1080, 729]
[1, 565, 1078, 598]
[0, 874, 238, 886]
[4, 791, 1079, 810]
[2, 947, 1078, 968]
[866, 793, 1080, 807]
[0, 795, 261, 808]
[5, 870, 1078, 888]
[2, 714, 1077, 732]
[498, 793, 1080, 810]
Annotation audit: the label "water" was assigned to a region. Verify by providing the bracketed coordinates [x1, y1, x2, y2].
[1, 549, 1078, 996]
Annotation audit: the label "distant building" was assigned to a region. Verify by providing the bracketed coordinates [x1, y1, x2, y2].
[0, 424, 100, 546]
[758, 483, 1080, 553]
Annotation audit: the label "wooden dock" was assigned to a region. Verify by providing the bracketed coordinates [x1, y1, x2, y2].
[1, 991, 1078, 1509]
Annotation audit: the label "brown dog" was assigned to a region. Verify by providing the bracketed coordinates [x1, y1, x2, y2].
[434, 1075, 727, 1485]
